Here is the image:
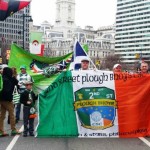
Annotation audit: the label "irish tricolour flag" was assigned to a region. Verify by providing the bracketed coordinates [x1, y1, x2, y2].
[36, 70, 150, 138]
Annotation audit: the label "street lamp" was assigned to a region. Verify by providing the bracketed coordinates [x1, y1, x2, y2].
[20, 14, 33, 50]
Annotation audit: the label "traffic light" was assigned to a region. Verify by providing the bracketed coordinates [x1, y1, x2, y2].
[6, 50, 10, 60]
[96, 60, 100, 65]
[0, 57, 2, 64]
[135, 53, 140, 59]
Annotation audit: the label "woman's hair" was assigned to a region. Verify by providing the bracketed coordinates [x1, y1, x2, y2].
[11, 67, 17, 77]
[3, 67, 13, 78]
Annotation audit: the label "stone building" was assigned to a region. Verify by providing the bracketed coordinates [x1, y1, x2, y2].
[31, 0, 115, 65]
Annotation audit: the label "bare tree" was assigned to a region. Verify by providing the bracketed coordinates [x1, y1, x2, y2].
[100, 54, 122, 70]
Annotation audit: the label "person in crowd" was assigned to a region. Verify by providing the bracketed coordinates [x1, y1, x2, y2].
[0, 64, 8, 75]
[140, 62, 149, 74]
[12, 67, 18, 78]
[16, 65, 33, 123]
[0, 67, 21, 136]
[8, 67, 18, 124]
[113, 64, 122, 73]
[20, 81, 37, 137]
[80, 58, 90, 70]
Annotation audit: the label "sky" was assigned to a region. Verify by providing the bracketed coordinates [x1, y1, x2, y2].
[31, 0, 117, 30]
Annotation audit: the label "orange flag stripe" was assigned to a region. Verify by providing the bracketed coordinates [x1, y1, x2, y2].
[115, 73, 150, 138]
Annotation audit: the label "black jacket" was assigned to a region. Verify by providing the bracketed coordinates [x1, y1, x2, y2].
[20, 89, 37, 107]
[0, 67, 18, 102]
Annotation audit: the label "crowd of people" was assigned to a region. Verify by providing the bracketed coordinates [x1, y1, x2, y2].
[0, 59, 149, 138]
[80, 57, 149, 74]
[113, 62, 149, 74]
[0, 65, 37, 137]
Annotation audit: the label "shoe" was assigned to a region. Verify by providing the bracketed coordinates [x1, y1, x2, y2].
[29, 133, 34, 136]
[0, 131, 9, 137]
[23, 134, 27, 137]
[11, 129, 21, 136]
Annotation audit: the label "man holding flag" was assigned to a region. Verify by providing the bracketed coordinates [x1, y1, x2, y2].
[80, 57, 90, 70]
[69, 41, 97, 70]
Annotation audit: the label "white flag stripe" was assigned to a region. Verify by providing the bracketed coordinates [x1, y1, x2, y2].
[72, 70, 119, 138]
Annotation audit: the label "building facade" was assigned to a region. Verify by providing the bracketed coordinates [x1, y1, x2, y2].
[115, 0, 150, 65]
[54, 0, 76, 38]
[0, 5, 31, 61]
[31, 0, 115, 65]
[35, 22, 115, 64]
[29, 0, 115, 67]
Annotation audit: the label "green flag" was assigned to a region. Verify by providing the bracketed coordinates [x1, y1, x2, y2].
[83, 44, 89, 53]
[30, 32, 43, 44]
[36, 71, 78, 137]
[8, 44, 72, 94]
[29, 31, 43, 54]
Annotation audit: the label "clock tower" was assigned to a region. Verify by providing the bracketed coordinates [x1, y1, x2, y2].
[54, 0, 76, 38]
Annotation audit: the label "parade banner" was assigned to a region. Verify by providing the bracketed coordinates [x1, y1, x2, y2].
[29, 32, 44, 55]
[8, 44, 72, 94]
[36, 70, 150, 138]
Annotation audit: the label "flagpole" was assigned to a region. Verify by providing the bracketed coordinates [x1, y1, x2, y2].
[72, 38, 77, 69]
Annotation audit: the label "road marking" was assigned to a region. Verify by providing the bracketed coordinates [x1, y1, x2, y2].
[6, 126, 24, 150]
[139, 137, 150, 147]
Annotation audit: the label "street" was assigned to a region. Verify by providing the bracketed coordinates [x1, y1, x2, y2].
[0, 112, 150, 150]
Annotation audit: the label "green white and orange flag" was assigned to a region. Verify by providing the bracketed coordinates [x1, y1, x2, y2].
[29, 31, 44, 55]
[36, 71, 150, 138]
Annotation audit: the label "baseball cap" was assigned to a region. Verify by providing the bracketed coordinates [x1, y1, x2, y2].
[23, 81, 33, 85]
[113, 64, 121, 69]
[20, 65, 26, 70]
[81, 57, 90, 62]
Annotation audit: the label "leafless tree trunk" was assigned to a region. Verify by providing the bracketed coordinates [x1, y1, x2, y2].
[100, 54, 122, 71]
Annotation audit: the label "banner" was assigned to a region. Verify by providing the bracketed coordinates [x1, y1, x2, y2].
[8, 44, 72, 94]
[36, 71, 150, 138]
[30, 32, 44, 55]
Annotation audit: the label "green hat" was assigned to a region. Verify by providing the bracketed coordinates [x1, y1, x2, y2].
[20, 65, 26, 70]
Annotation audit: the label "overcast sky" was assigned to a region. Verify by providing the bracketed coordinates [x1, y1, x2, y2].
[31, 0, 117, 30]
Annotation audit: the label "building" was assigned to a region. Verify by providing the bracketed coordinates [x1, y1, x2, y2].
[36, 22, 115, 63]
[31, 0, 115, 65]
[54, 0, 76, 38]
[115, 0, 150, 65]
[0, 5, 31, 62]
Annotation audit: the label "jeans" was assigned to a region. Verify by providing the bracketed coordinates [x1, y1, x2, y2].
[23, 106, 34, 135]
[16, 103, 21, 120]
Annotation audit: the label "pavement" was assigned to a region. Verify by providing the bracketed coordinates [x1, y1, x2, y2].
[0, 110, 150, 150]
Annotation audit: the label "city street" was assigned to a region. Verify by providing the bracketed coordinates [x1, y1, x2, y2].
[0, 0, 150, 149]
[0, 112, 150, 150]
